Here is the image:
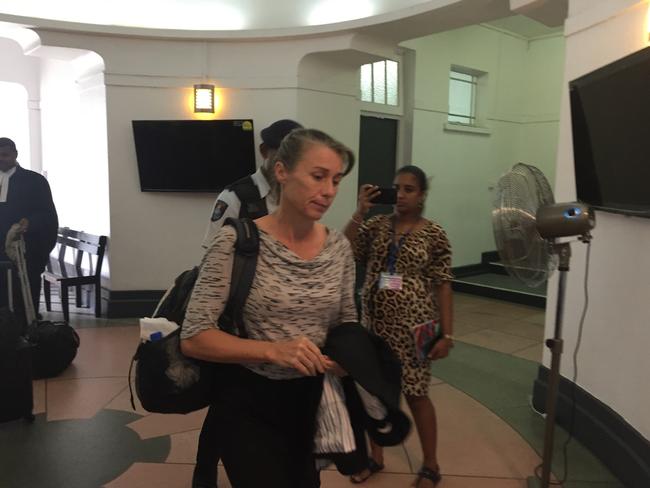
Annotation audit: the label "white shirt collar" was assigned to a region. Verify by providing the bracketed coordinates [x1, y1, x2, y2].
[250, 166, 271, 198]
[0, 165, 17, 203]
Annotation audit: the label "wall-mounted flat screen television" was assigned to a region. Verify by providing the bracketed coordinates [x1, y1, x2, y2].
[570, 46, 650, 217]
[132, 119, 256, 192]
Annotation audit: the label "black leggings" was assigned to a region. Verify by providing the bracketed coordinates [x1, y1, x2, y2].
[194, 402, 221, 484]
[207, 365, 323, 488]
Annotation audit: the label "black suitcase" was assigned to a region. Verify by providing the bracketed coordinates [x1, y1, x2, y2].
[0, 334, 34, 423]
[6, 226, 79, 379]
[0, 261, 34, 423]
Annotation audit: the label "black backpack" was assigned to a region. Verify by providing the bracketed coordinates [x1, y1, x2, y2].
[130, 218, 259, 414]
[228, 175, 268, 220]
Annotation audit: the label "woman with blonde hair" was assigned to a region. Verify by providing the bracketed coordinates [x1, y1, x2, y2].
[182, 128, 357, 488]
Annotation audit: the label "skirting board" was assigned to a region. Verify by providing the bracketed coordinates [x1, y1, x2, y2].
[103, 289, 164, 318]
[532, 366, 650, 488]
[451, 280, 546, 308]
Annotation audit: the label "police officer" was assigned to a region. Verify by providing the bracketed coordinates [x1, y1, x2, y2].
[193, 119, 303, 488]
[201, 119, 303, 249]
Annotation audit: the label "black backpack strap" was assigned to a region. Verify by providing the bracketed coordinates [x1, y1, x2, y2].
[229, 175, 268, 220]
[219, 217, 260, 338]
[128, 354, 136, 410]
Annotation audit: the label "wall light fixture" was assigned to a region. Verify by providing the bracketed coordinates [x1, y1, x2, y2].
[194, 84, 215, 113]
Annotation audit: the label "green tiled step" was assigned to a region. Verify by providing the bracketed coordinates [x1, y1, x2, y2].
[453, 250, 547, 308]
[453, 272, 547, 309]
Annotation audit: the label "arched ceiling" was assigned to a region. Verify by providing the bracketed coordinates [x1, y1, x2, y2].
[0, 0, 454, 32]
[0, 0, 566, 41]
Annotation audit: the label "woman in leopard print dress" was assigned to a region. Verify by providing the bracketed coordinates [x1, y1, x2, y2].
[345, 165, 453, 488]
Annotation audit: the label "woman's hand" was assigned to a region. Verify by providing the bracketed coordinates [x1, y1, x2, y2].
[355, 184, 380, 219]
[428, 337, 453, 361]
[323, 356, 348, 377]
[267, 337, 328, 376]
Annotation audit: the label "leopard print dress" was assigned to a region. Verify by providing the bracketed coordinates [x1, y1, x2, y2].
[352, 214, 453, 396]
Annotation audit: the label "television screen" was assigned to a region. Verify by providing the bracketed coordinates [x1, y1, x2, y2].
[570, 46, 650, 216]
[132, 119, 256, 192]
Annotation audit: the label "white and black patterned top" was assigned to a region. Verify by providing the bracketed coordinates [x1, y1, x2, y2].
[182, 225, 358, 379]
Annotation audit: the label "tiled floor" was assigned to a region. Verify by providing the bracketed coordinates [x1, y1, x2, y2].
[0, 293, 624, 488]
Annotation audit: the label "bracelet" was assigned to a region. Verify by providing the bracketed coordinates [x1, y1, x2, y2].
[351, 215, 364, 225]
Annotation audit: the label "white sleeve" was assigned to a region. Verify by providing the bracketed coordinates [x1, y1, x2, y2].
[201, 190, 241, 249]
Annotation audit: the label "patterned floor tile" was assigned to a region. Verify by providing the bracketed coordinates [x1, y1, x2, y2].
[127, 408, 208, 440]
[46, 377, 127, 421]
[456, 329, 539, 354]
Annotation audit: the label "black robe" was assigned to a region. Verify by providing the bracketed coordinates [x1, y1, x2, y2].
[0, 166, 58, 310]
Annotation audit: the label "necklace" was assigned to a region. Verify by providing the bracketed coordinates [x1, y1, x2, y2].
[392, 216, 421, 242]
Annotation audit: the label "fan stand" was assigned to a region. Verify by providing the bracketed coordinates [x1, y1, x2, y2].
[527, 242, 572, 488]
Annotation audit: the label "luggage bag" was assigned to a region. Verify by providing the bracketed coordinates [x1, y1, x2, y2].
[0, 262, 34, 423]
[5, 222, 79, 380]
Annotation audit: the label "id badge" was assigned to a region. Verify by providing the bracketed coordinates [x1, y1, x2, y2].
[379, 272, 403, 290]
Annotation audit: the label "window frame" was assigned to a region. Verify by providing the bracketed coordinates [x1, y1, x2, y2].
[447, 67, 478, 126]
[360, 59, 399, 107]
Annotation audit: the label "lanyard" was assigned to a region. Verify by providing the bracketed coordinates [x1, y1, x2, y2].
[386, 218, 416, 274]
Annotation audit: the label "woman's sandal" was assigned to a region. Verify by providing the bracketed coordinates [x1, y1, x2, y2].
[413, 466, 442, 487]
[349, 458, 385, 484]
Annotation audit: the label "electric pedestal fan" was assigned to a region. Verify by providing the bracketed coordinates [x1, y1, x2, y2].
[492, 163, 595, 488]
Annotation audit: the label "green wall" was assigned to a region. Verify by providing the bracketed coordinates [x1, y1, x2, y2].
[402, 25, 565, 266]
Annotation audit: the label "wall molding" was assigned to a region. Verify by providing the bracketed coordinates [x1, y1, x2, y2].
[413, 107, 560, 127]
[533, 366, 650, 488]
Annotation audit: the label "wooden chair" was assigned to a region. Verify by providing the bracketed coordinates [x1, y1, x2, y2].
[43, 228, 107, 322]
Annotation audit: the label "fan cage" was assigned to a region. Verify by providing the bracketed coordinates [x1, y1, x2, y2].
[492, 163, 557, 287]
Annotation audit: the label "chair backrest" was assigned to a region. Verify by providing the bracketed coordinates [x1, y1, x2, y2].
[47, 227, 70, 276]
[50, 227, 108, 278]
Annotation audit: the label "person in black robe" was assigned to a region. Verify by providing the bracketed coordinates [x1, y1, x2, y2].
[0, 137, 58, 316]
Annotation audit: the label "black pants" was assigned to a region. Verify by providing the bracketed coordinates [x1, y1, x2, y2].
[193, 401, 221, 485]
[207, 365, 323, 488]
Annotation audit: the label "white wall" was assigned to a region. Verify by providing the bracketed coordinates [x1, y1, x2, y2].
[0, 81, 31, 167]
[27, 22, 566, 288]
[0, 36, 40, 170]
[3, 18, 566, 290]
[32, 30, 383, 291]
[546, 0, 650, 440]
[516, 34, 566, 174]
[0, 31, 111, 278]
[402, 25, 565, 266]
[38, 53, 110, 239]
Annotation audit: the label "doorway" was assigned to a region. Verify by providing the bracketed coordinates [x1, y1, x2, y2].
[358, 115, 398, 218]
[354, 115, 398, 306]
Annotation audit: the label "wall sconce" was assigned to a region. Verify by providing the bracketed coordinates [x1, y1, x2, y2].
[194, 84, 215, 113]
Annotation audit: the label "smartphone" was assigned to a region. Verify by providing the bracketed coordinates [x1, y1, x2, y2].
[370, 187, 397, 205]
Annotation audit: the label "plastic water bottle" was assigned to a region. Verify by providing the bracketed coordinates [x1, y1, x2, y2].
[149, 331, 163, 342]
